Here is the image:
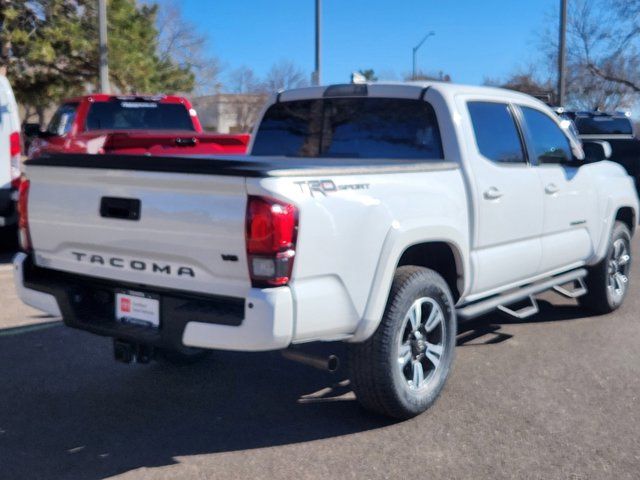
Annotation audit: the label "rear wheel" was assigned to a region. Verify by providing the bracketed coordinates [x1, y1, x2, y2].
[580, 221, 632, 314]
[348, 266, 457, 419]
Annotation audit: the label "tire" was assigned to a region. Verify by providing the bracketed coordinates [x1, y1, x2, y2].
[155, 346, 210, 366]
[348, 266, 457, 419]
[579, 221, 632, 314]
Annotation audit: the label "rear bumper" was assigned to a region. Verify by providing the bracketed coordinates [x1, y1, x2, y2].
[13, 253, 294, 351]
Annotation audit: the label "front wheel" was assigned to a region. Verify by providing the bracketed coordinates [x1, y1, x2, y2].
[580, 221, 632, 314]
[348, 266, 457, 419]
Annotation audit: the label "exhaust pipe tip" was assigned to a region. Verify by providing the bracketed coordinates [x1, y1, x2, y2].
[281, 350, 340, 373]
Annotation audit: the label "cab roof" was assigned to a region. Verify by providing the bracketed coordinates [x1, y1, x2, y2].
[275, 81, 546, 107]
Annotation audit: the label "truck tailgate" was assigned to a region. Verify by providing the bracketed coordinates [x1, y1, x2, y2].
[102, 132, 250, 155]
[26, 165, 251, 297]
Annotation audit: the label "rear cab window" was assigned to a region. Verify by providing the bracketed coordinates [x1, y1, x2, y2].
[252, 97, 443, 160]
[467, 102, 526, 164]
[85, 100, 195, 131]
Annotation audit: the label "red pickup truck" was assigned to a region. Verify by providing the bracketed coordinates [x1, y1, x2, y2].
[25, 94, 249, 158]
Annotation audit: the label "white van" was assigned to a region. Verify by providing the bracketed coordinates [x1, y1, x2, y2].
[0, 74, 21, 233]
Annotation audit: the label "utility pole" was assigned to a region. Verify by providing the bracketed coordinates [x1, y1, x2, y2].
[98, 0, 110, 93]
[412, 31, 435, 80]
[313, 0, 321, 86]
[557, 0, 567, 106]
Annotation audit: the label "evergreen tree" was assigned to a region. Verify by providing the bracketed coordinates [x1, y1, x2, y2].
[0, 0, 194, 115]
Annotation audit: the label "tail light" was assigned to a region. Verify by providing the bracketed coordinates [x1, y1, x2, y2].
[17, 178, 31, 252]
[246, 196, 298, 287]
[9, 131, 21, 189]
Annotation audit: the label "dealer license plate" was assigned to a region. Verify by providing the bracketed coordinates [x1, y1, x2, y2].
[115, 291, 160, 328]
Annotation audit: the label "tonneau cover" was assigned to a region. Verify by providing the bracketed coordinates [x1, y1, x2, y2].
[26, 153, 458, 178]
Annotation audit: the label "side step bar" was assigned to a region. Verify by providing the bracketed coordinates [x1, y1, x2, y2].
[457, 268, 588, 321]
[497, 296, 539, 319]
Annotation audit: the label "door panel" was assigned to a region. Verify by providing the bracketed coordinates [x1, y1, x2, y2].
[463, 100, 544, 294]
[518, 106, 597, 272]
[536, 164, 597, 271]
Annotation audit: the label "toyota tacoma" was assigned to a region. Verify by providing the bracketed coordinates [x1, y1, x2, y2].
[14, 82, 638, 419]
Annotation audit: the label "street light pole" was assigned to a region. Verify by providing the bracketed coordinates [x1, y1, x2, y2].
[313, 0, 321, 86]
[412, 31, 435, 80]
[98, 0, 110, 93]
[557, 0, 567, 106]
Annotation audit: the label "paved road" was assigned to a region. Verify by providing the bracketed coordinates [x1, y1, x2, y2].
[0, 243, 639, 480]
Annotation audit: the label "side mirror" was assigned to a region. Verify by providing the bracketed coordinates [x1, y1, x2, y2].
[582, 141, 612, 163]
[23, 123, 42, 137]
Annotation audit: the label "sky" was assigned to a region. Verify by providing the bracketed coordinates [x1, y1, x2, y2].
[160, 0, 560, 88]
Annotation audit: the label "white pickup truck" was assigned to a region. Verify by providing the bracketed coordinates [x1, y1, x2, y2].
[14, 82, 638, 419]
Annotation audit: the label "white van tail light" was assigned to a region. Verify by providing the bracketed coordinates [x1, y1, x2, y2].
[246, 196, 298, 287]
[9, 131, 21, 188]
[17, 178, 31, 252]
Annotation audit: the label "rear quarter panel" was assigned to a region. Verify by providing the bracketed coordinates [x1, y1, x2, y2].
[248, 166, 469, 342]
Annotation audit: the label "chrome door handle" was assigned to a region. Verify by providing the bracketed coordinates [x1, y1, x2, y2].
[483, 187, 503, 200]
[545, 183, 559, 194]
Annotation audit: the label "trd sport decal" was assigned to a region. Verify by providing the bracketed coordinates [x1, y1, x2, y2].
[294, 179, 370, 197]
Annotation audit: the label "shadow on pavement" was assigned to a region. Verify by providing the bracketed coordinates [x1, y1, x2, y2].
[457, 298, 588, 347]
[0, 231, 17, 265]
[0, 287, 595, 479]
[0, 325, 394, 480]
[0, 251, 15, 265]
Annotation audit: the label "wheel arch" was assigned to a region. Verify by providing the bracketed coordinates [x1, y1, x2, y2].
[615, 206, 636, 235]
[351, 229, 468, 343]
[396, 241, 464, 302]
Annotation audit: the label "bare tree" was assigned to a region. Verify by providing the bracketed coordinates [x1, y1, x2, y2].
[221, 61, 306, 132]
[223, 66, 266, 132]
[226, 66, 262, 93]
[484, 67, 556, 103]
[376, 69, 399, 81]
[537, 0, 639, 109]
[357, 69, 378, 81]
[403, 70, 452, 82]
[262, 60, 308, 92]
[584, 0, 640, 93]
[226, 94, 267, 132]
[568, 1, 639, 107]
[156, 1, 222, 95]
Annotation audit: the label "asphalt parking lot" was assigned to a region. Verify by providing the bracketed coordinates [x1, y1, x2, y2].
[0, 242, 639, 480]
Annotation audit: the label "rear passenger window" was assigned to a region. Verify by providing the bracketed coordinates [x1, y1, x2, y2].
[468, 102, 525, 164]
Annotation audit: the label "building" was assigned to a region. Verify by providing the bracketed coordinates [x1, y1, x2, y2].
[191, 93, 268, 133]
